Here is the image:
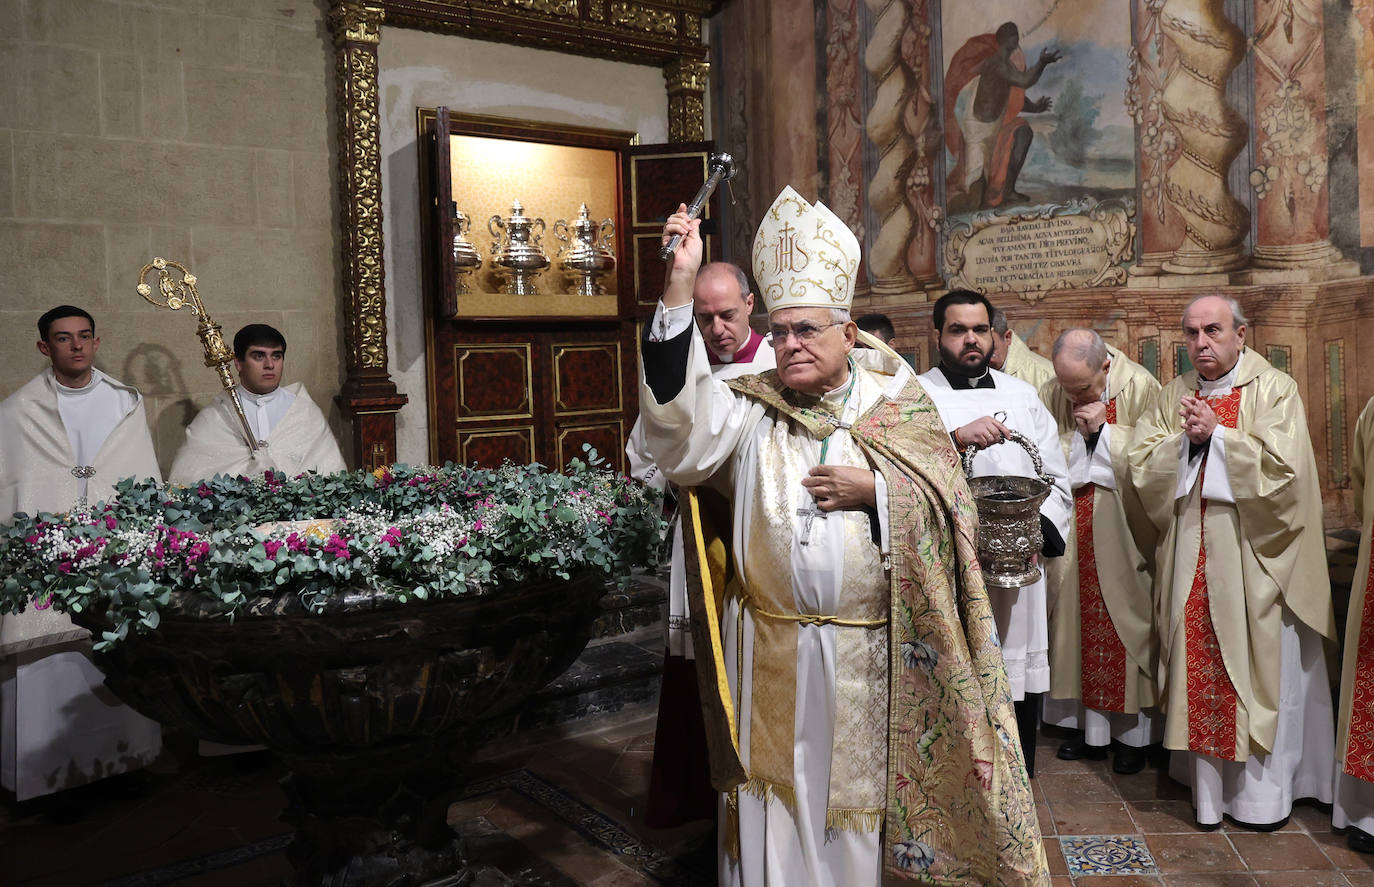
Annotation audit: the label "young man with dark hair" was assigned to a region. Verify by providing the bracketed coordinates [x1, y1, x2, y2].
[916, 289, 1072, 776]
[0, 305, 163, 802]
[169, 323, 345, 483]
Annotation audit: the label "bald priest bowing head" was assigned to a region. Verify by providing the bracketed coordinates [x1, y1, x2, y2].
[169, 324, 345, 485]
[637, 188, 1047, 885]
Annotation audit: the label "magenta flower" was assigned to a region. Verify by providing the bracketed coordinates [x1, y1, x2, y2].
[196, 484, 213, 499]
[263, 539, 285, 561]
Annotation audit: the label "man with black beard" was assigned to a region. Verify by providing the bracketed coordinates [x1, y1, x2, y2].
[917, 290, 1071, 775]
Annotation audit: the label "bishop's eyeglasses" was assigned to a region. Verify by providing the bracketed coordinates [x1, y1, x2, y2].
[768, 321, 845, 346]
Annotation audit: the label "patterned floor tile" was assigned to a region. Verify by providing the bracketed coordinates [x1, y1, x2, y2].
[1059, 834, 1159, 876]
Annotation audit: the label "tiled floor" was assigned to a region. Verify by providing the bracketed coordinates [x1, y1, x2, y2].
[5, 708, 1374, 884]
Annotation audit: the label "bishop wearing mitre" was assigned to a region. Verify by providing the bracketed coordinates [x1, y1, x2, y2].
[1129, 295, 1335, 829]
[0, 306, 163, 802]
[169, 324, 345, 484]
[1039, 329, 1162, 775]
[637, 188, 1047, 885]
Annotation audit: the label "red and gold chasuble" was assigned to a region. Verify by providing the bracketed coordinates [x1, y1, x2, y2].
[1184, 389, 1243, 758]
[1345, 537, 1374, 779]
[1078, 400, 1128, 712]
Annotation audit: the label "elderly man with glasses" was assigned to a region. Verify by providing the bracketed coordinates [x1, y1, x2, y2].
[635, 188, 1047, 886]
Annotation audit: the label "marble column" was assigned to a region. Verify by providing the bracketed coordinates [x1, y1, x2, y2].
[1248, 0, 1342, 268]
[1128, 0, 1188, 274]
[862, 0, 919, 294]
[1158, 0, 1250, 273]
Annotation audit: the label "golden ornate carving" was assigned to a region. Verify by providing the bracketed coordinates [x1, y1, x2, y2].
[611, 1, 677, 35]
[1159, 0, 1249, 273]
[686, 14, 700, 40]
[589, 0, 607, 20]
[329, 0, 383, 45]
[331, 2, 389, 372]
[664, 60, 708, 142]
[501, 0, 577, 16]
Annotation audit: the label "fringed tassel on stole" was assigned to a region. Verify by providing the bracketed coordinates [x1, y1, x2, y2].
[825, 807, 885, 833]
[724, 790, 741, 860]
[741, 774, 799, 811]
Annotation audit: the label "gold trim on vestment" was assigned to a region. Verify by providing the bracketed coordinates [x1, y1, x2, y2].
[825, 807, 885, 833]
[738, 590, 889, 628]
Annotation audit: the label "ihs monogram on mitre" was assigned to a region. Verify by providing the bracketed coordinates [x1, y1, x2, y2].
[751, 185, 860, 313]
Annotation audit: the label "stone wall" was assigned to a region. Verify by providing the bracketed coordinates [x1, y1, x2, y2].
[0, 0, 341, 477]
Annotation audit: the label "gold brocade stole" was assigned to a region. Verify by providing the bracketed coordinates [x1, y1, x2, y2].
[738, 381, 890, 825]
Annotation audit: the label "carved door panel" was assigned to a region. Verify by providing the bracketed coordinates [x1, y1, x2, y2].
[623, 142, 722, 315]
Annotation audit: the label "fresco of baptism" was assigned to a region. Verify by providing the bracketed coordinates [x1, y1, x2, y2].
[6, 0, 1374, 883]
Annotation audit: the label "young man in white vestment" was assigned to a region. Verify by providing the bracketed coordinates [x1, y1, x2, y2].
[1130, 295, 1335, 830]
[990, 307, 1055, 391]
[0, 306, 163, 802]
[626, 262, 776, 827]
[916, 290, 1072, 777]
[169, 324, 345, 485]
[1331, 395, 1374, 851]
[1038, 329, 1163, 776]
[638, 192, 1048, 884]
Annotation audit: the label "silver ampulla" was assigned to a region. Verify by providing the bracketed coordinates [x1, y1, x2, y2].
[658, 152, 736, 261]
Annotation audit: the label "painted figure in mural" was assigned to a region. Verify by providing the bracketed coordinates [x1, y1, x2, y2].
[945, 21, 1061, 213]
[639, 192, 1048, 884]
[1129, 295, 1336, 829]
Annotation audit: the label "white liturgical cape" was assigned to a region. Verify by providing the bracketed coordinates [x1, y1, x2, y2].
[626, 337, 776, 659]
[640, 303, 894, 886]
[0, 367, 163, 800]
[916, 366, 1072, 699]
[169, 383, 346, 484]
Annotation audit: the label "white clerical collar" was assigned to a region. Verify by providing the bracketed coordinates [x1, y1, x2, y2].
[715, 350, 734, 364]
[54, 369, 105, 396]
[239, 385, 284, 405]
[1197, 356, 1240, 397]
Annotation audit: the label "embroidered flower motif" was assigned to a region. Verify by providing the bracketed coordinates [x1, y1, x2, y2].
[893, 840, 935, 871]
[970, 758, 993, 790]
[900, 639, 938, 671]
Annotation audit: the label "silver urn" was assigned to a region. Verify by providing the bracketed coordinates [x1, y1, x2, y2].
[961, 431, 1053, 589]
[450, 202, 482, 294]
[553, 204, 616, 296]
[488, 200, 549, 295]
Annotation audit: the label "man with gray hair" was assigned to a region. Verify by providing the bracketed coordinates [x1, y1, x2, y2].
[1039, 329, 1162, 775]
[1130, 294, 1335, 829]
[990, 307, 1055, 390]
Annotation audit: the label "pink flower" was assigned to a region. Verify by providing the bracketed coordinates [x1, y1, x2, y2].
[196, 484, 213, 499]
[381, 527, 403, 548]
[104, 516, 116, 530]
[57, 561, 73, 574]
[286, 532, 310, 553]
[322, 534, 351, 560]
[263, 539, 285, 560]
[24, 534, 38, 544]
[472, 519, 484, 532]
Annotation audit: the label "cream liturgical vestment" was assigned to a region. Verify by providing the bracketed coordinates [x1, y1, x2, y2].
[1040, 347, 1161, 746]
[1002, 332, 1055, 392]
[1334, 398, 1374, 833]
[640, 310, 1046, 885]
[1130, 348, 1335, 825]
[0, 368, 163, 801]
[916, 367, 1072, 700]
[627, 332, 776, 659]
[169, 383, 345, 484]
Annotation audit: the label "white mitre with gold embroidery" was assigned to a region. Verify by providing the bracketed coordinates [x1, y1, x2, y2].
[751, 185, 860, 314]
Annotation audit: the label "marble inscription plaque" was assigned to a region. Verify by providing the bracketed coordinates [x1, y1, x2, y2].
[944, 198, 1135, 299]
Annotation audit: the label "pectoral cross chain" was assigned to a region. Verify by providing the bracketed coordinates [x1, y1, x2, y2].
[797, 500, 828, 545]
